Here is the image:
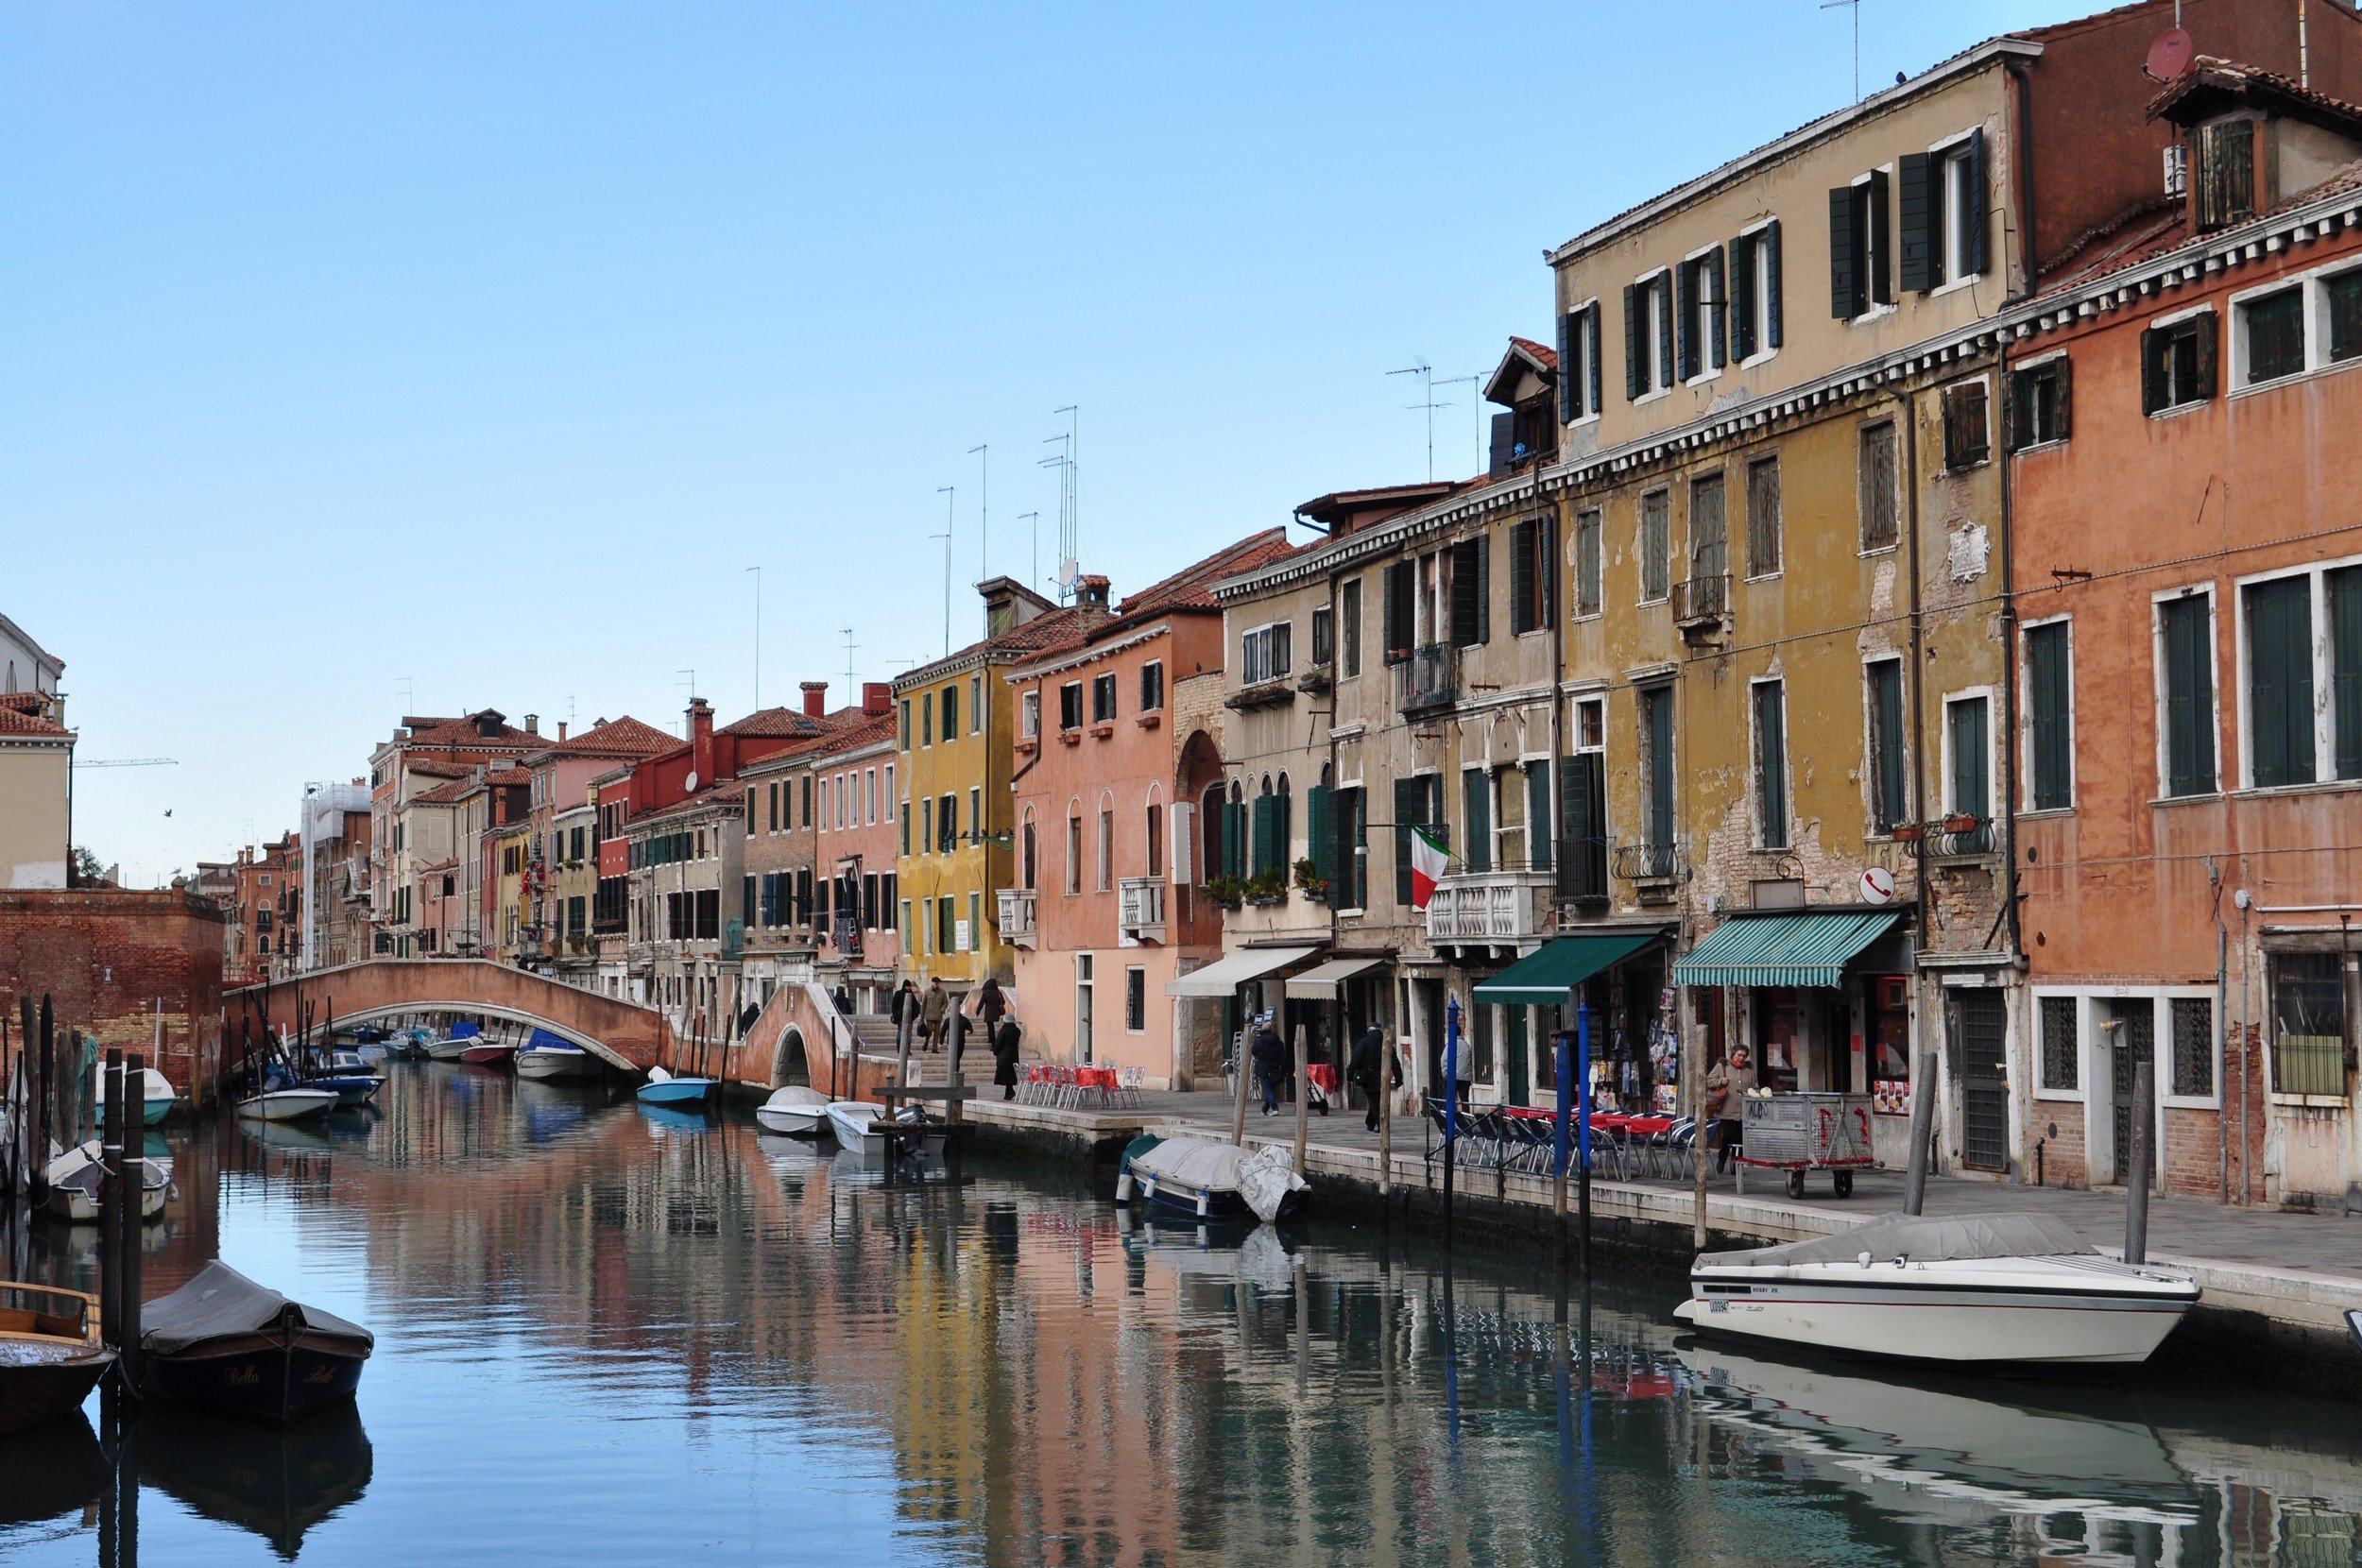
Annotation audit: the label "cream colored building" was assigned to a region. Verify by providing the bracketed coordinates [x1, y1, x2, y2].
[0, 613, 72, 889]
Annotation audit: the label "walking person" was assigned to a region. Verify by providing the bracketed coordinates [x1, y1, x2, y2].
[947, 995, 970, 1077]
[976, 975, 1006, 1035]
[1348, 1022, 1400, 1133]
[919, 978, 948, 1053]
[1703, 1045, 1754, 1173]
[1252, 1014, 1289, 1116]
[992, 1014, 1022, 1100]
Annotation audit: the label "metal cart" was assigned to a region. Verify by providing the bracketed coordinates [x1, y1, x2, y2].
[1736, 1092, 1875, 1198]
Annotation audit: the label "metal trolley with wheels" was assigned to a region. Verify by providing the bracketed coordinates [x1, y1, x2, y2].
[1736, 1092, 1874, 1199]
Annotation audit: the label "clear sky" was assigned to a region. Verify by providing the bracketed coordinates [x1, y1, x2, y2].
[5, 0, 2103, 885]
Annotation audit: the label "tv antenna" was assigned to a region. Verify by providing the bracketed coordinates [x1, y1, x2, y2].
[841, 627, 858, 695]
[1016, 511, 1042, 599]
[1823, 0, 1861, 103]
[1055, 406, 1080, 595]
[967, 443, 988, 592]
[398, 676, 414, 716]
[933, 488, 955, 657]
[677, 670, 697, 734]
[1388, 359, 1446, 482]
[745, 565, 762, 710]
[1039, 439, 1074, 602]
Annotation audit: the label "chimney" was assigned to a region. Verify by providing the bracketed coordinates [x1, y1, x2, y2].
[800, 680, 829, 719]
[688, 698, 715, 785]
[863, 681, 892, 716]
[1076, 574, 1112, 624]
[557, 721, 569, 742]
[523, 714, 539, 736]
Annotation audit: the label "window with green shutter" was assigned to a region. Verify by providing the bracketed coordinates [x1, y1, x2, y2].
[1306, 784, 1333, 895]
[1640, 686, 1675, 849]
[1866, 659, 1908, 831]
[1525, 761, 1552, 873]
[1949, 695, 1991, 819]
[1251, 793, 1281, 878]
[1393, 775, 1439, 907]
[1461, 769, 1491, 873]
[2025, 621, 2073, 810]
[2247, 576, 2316, 788]
[1557, 753, 1606, 899]
[2332, 566, 2362, 780]
[2160, 594, 2217, 796]
[1754, 680, 1789, 849]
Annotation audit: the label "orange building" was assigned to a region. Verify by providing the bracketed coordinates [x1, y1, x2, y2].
[2007, 60, 2362, 1206]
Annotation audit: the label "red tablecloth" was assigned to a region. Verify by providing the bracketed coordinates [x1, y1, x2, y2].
[1306, 1065, 1339, 1096]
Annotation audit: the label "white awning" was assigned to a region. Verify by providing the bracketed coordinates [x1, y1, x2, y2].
[1166, 945, 1323, 998]
[1284, 956, 1384, 1000]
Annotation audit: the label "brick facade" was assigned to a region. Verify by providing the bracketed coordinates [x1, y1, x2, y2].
[0, 889, 227, 1108]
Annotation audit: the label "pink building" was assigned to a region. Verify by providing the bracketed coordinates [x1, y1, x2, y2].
[807, 706, 900, 1009]
[1003, 533, 1294, 1085]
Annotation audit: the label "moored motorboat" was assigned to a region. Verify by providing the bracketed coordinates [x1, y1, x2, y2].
[636, 1066, 718, 1108]
[307, 1048, 385, 1108]
[424, 1022, 482, 1062]
[1670, 1212, 2200, 1369]
[457, 1040, 515, 1067]
[236, 1070, 338, 1124]
[825, 1099, 887, 1155]
[754, 1085, 830, 1136]
[1113, 1134, 1309, 1225]
[0, 1284, 113, 1437]
[94, 1066, 179, 1127]
[140, 1261, 373, 1423]
[42, 1139, 174, 1224]
[514, 1031, 594, 1081]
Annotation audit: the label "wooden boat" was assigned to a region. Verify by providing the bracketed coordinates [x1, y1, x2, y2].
[1671, 1212, 2200, 1369]
[1113, 1134, 1309, 1224]
[754, 1085, 830, 1136]
[514, 1031, 593, 1081]
[636, 1066, 718, 1107]
[456, 1040, 515, 1067]
[43, 1139, 174, 1223]
[2348, 1308, 2361, 1351]
[140, 1260, 373, 1423]
[94, 1065, 178, 1127]
[0, 1284, 113, 1437]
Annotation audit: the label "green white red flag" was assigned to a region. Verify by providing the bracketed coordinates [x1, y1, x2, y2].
[1409, 827, 1449, 910]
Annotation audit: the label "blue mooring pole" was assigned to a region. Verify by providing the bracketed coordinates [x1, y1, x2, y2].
[1577, 1003, 1593, 1277]
[1552, 1028, 1572, 1252]
[1443, 994, 1461, 1249]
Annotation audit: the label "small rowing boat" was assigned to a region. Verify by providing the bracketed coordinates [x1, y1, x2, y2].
[94, 1066, 178, 1127]
[636, 1066, 717, 1108]
[0, 1284, 112, 1437]
[754, 1085, 830, 1136]
[42, 1140, 174, 1224]
[236, 1069, 337, 1124]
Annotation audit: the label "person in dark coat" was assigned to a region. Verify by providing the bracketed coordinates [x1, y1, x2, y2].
[977, 976, 1006, 1031]
[1251, 1015, 1290, 1116]
[1347, 1023, 1401, 1133]
[992, 1015, 1022, 1099]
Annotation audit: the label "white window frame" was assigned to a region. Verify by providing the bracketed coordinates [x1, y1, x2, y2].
[1748, 675, 1789, 850]
[1566, 297, 1603, 426]
[1928, 129, 1984, 296]
[1681, 242, 1721, 387]
[2222, 258, 2362, 394]
[2143, 301, 2217, 418]
[1736, 220, 1779, 371]
[2029, 985, 2223, 1115]
[1634, 268, 1672, 404]
[1019, 688, 1040, 741]
[1939, 687, 2000, 820]
[1848, 166, 1898, 326]
[1074, 952, 1095, 1062]
[1241, 621, 1292, 686]
[2232, 551, 2362, 791]
[2150, 584, 2222, 802]
[2018, 613, 2076, 814]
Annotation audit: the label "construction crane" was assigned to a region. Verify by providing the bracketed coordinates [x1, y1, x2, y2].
[73, 758, 179, 769]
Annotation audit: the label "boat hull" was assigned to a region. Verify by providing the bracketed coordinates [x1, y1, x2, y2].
[41, 1184, 168, 1226]
[311, 1076, 383, 1109]
[142, 1096, 175, 1127]
[423, 1039, 475, 1062]
[142, 1331, 369, 1424]
[1119, 1155, 1292, 1224]
[456, 1044, 513, 1067]
[514, 1049, 592, 1081]
[636, 1078, 717, 1108]
[754, 1105, 828, 1136]
[0, 1353, 113, 1438]
[236, 1089, 338, 1123]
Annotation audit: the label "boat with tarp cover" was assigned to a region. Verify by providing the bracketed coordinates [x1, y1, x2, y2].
[1114, 1134, 1309, 1225]
[140, 1261, 374, 1423]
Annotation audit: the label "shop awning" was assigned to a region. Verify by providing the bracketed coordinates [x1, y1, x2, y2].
[1166, 945, 1323, 998]
[1473, 932, 1660, 1005]
[1671, 911, 1902, 989]
[1285, 956, 1385, 1000]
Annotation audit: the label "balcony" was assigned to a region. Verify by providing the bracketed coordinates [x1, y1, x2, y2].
[1119, 877, 1167, 946]
[1926, 815, 1996, 859]
[831, 913, 864, 958]
[1673, 572, 1730, 637]
[1425, 868, 1554, 947]
[1613, 842, 1684, 903]
[998, 887, 1038, 948]
[1396, 642, 1459, 716]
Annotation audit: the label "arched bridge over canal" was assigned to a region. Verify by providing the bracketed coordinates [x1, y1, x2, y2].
[226, 959, 676, 1071]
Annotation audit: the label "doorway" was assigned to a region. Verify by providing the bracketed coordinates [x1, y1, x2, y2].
[1075, 954, 1095, 1064]
[1957, 988, 2008, 1172]
[2107, 999, 2153, 1185]
[1504, 1007, 1530, 1107]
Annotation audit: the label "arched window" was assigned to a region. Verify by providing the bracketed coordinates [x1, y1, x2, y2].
[1097, 792, 1115, 891]
[1065, 800, 1083, 895]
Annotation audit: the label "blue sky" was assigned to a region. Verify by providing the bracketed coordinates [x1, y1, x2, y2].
[4, 0, 2098, 884]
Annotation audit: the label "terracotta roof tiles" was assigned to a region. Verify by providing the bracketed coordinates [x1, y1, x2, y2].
[539, 715, 676, 758]
[0, 705, 71, 739]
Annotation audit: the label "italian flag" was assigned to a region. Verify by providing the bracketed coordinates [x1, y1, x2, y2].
[1409, 827, 1449, 910]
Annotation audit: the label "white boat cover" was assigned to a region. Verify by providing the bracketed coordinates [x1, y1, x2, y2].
[142, 1261, 373, 1355]
[1702, 1211, 2093, 1270]
[762, 1086, 830, 1112]
[1127, 1136, 1308, 1224]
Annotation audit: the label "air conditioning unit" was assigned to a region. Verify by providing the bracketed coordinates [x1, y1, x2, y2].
[2163, 143, 2188, 199]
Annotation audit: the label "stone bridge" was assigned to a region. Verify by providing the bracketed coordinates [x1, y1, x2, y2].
[226, 959, 676, 1072]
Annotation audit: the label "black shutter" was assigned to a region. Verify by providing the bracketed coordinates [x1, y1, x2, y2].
[2193, 314, 2217, 401]
[2053, 355, 2073, 439]
[1488, 411, 1515, 477]
[1537, 513, 1554, 622]
[1655, 277, 1675, 391]
[1393, 775, 1426, 906]
[1898, 151, 1934, 293]
[1729, 236, 1755, 361]
[1474, 531, 1491, 644]
[1526, 761, 1552, 872]
[1586, 305, 1604, 412]
[1868, 170, 1892, 305]
[1707, 246, 1728, 367]
[1765, 219, 1784, 347]
[1967, 128, 1991, 276]
[1383, 560, 1412, 661]
[1829, 186, 1858, 318]
[1462, 769, 1491, 873]
[1676, 261, 1697, 382]
[1623, 282, 1643, 400]
[1449, 541, 1477, 646]
[2140, 328, 2165, 416]
[1509, 519, 1534, 634]
[1556, 311, 1578, 424]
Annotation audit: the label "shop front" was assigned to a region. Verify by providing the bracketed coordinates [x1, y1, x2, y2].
[1470, 929, 1674, 1113]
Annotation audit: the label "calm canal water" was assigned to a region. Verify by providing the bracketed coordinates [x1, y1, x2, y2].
[0, 1062, 2355, 1566]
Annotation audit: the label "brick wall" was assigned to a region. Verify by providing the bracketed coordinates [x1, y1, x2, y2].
[0, 890, 228, 1108]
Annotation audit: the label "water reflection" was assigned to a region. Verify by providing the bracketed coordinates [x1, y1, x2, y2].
[0, 1060, 2351, 1564]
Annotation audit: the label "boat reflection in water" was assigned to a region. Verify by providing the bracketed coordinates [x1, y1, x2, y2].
[0, 1416, 103, 1532]
[137, 1401, 372, 1560]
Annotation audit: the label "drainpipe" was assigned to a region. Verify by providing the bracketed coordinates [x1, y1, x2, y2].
[1878, 382, 1935, 1153]
[2215, 865, 2230, 1203]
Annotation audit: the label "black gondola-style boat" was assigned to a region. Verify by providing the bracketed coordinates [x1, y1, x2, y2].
[140, 1262, 373, 1423]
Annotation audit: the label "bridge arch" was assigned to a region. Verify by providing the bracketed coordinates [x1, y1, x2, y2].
[773, 1026, 808, 1089]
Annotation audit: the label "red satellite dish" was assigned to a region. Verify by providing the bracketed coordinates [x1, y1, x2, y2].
[2145, 26, 2195, 83]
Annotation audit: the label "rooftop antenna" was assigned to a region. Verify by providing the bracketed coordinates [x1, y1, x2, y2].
[1434, 372, 1481, 475]
[967, 443, 988, 592]
[1039, 441, 1073, 602]
[677, 670, 697, 735]
[398, 676, 414, 716]
[745, 565, 762, 710]
[1016, 511, 1042, 599]
[933, 488, 955, 657]
[1823, 0, 1860, 104]
[1389, 358, 1443, 482]
[1055, 406, 1080, 595]
[842, 627, 859, 695]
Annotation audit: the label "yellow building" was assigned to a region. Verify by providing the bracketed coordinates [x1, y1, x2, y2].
[894, 578, 1091, 994]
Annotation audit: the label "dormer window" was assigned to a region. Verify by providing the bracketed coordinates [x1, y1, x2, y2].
[2194, 118, 2256, 231]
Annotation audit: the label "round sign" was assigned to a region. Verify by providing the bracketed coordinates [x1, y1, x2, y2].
[1859, 866, 1895, 906]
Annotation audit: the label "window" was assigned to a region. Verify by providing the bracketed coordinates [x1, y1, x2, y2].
[1508, 517, 1550, 634]
[899, 801, 912, 857]
[1828, 169, 1891, 319]
[1688, 472, 1727, 598]
[2245, 565, 2362, 788]
[1676, 247, 1726, 383]
[899, 699, 911, 749]
[1857, 421, 1898, 551]
[2142, 313, 2217, 413]
[2007, 357, 2071, 450]
[800, 775, 812, 827]
[2193, 117, 2255, 232]
[1020, 689, 1040, 740]
[1333, 784, 1367, 910]
[1728, 221, 1783, 362]
[970, 673, 983, 735]
[1623, 270, 1673, 400]
[1899, 133, 1987, 293]
[1146, 796, 1163, 878]
[938, 895, 954, 955]
[1947, 694, 1992, 822]
[1639, 685, 1676, 854]
[2273, 952, 2349, 1097]
[2039, 996, 2079, 1092]
[1059, 681, 1084, 731]
[1753, 679, 1789, 849]
[1381, 560, 1413, 662]
[2157, 592, 2217, 797]
[1865, 659, 1909, 833]
[920, 692, 933, 746]
[939, 683, 959, 740]
[1339, 581, 1362, 676]
[1391, 774, 1441, 907]
[2240, 286, 2306, 385]
[920, 796, 933, 854]
[1558, 703, 1607, 900]
[2024, 620, 2074, 811]
[1091, 673, 1117, 724]
[1140, 660, 1164, 711]
[1242, 622, 1293, 685]
[1558, 300, 1604, 419]
[1743, 456, 1781, 579]
[2170, 997, 2215, 1099]
[970, 787, 982, 848]
[1551, 508, 1600, 623]
[1447, 537, 1488, 647]
[968, 891, 981, 950]
[1309, 603, 1334, 668]
[1065, 810, 1082, 895]
[2330, 269, 2362, 363]
[1074, 954, 1094, 1061]
[1125, 966, 1146, 1032]
[1097, 799, 1113, 890]
[940, 793, 958, 852]
[1942, 381, 1989, 469]
[1638, 490, 1670, 604]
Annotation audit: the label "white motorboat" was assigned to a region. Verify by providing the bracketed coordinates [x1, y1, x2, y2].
[515, 1041, 594, 1081]
[1113, 1134, 1309, 1225]
[1672, 1212, 2199, 1368]
[94, 1066, 179, 1128]
[43, 1140, 174, 1224]
[2348, 1308, 2362, 1351]
[755, 1086, 830, 1136]
[235, 1085, 339, 1123]
[825, 1100, 943, 1158]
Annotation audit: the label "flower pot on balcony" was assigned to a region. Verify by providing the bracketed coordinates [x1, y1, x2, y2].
[1890, 824, 1923, 843]
[1941, 814, 1978, 834]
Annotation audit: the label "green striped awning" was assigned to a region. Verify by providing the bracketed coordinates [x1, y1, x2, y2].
[1474, 932, 1660, 1005]
[1671, 911, 1901, 989]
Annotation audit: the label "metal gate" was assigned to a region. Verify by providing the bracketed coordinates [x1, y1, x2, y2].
[2110, 1001, 2153, 1185]
[1957, 989, 2008, 1172]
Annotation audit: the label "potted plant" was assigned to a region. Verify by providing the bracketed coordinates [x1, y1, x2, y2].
[1203, 874, 1245, 910]
[1292, 858, 1327, 900]
[1244, 869, 1287, 904]
[1890, 823, 1923, 843]
[1941, 812, 1981, 834]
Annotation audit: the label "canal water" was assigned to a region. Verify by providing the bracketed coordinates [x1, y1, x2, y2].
[0, 1062, 2356, 1566]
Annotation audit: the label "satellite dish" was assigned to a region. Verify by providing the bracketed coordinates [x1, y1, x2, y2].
[684, 771, 699, 792]
[1056, 557, 1079, 591]
[2145, 26, 2194, 84]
